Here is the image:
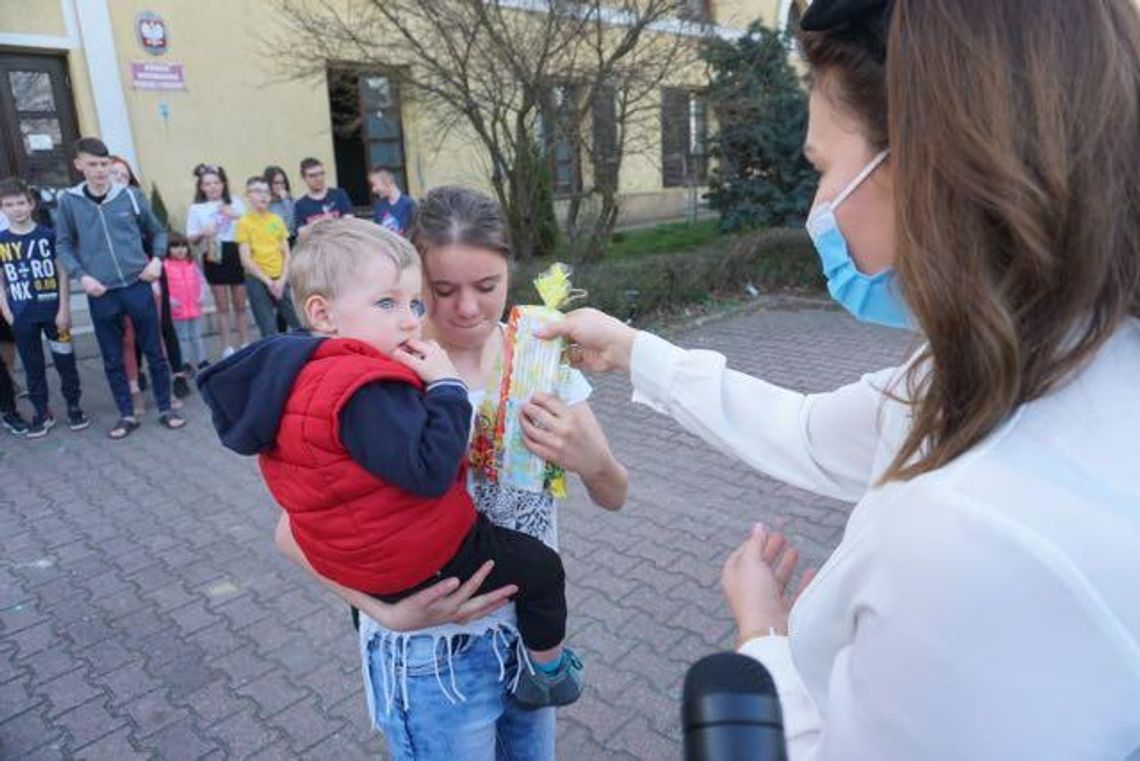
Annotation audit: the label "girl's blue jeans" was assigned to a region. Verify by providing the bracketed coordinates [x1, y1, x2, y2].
[366, 630, 556, 761]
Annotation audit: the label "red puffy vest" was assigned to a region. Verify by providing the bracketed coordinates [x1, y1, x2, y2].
[259, 339, 476, 594]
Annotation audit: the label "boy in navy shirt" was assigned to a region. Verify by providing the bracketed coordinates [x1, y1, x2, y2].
[369, 168, 417, 237]
[0, 177, 88, 437]
[293, 158, 354, 231]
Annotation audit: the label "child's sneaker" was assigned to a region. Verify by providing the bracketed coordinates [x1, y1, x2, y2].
[25, 414, 56, 439]
[67, 407, 91, 431]
[2, 411, 29, 436]
[513, 649, 583, 709]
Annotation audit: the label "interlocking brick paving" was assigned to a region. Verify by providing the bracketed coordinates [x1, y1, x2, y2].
[0, 302, 912, 758]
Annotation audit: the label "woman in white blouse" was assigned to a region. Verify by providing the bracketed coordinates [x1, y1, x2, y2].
[544, 0, 1140, 758]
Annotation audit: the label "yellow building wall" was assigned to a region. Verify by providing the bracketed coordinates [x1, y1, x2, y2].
[715, 0, 784, 30]
[3, 0, 747, 228]
[97, 1, 336, 230]
[0, 0, 66, 35]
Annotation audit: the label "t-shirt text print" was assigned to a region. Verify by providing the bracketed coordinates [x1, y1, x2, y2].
[0, 225, 61, 321]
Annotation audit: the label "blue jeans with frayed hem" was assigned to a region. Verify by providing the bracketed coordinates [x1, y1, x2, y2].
[367, 630, 556, 761]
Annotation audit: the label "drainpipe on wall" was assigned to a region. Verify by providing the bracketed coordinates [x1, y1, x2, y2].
[73, 0, 139, 167]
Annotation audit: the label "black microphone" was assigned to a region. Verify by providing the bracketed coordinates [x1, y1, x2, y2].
[682, 652, 787, 761]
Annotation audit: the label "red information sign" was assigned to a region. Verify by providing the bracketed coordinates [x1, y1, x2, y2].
[130, 62, 185, 91]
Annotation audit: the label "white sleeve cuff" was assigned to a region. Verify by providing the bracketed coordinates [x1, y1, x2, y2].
[739, 635, 822, 757]
[630, 331, 684, 412]
[738, 634, 800, 690]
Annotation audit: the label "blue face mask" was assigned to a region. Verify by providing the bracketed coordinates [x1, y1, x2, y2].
[806, 150, 912, 330]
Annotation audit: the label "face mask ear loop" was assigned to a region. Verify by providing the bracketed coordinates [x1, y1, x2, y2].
[830, 149, 890, 212]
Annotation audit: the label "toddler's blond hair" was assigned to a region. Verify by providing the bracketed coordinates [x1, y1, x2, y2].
[289, 217, 419, 327]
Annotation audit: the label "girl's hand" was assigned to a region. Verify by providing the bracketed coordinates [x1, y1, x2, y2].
[536, 308, 637, 374]
[355, 561, 518, 632]
[721, 524, 817, 646]
[54, 310, 71, 334]
[521, 394, 628, 510]
[273, 515, 515, 632]
[521, 392, 608, 476]
[202, 223, 217, 238]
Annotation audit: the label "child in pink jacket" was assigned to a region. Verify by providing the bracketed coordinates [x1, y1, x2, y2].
[164, 233, 208, 371]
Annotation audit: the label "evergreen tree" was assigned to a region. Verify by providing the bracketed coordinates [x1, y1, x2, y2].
[704, 22, 818, 233]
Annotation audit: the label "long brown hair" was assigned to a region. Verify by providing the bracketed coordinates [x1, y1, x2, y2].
[807, 0, 1140, 481]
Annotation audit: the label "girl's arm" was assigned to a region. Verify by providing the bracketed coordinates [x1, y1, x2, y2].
[274, 514, 516, 631]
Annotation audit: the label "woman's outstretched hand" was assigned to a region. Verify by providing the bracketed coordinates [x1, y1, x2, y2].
[721, 524, 817, 646]
[537, 308, 638, 374]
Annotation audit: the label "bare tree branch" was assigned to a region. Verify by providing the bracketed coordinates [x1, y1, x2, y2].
[267, 0, 707, 258]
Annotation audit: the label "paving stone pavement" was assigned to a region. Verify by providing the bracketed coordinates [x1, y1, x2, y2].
[0, 303, 913, 760]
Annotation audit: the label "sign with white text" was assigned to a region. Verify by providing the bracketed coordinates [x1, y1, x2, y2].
[130, 62, 185, 91]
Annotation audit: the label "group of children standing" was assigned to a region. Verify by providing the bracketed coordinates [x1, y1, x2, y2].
[1, 136, 418, 441]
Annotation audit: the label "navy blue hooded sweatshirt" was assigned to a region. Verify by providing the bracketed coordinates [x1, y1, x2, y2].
[197, 333, 471, 497]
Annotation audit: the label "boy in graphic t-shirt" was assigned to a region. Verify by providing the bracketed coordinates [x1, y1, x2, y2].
[292, 158, 354, 230]
[369, 168, 417, 237]
[236, 176, 302, 338]
[0, 177, 88, 438]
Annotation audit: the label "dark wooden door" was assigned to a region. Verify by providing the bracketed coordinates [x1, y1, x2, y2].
[0, 52, 81, 189]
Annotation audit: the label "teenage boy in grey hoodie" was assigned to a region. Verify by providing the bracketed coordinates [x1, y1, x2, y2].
[55, 137, 185, 439]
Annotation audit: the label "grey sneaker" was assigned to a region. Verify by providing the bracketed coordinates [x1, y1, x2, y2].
[513, 649, 583, 709]
[67, 407, 91, 431]
[2, 411, 29, 436]
[25, 414, 56, 439]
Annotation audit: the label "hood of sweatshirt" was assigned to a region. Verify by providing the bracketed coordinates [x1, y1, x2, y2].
[196, 332, 325, 455]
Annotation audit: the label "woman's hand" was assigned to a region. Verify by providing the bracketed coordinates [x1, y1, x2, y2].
[721, 524, 817, 646]
[537, 308, 638, 374]
[520, 394, 628, 510]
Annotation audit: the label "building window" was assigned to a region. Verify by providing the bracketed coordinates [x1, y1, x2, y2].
[360, 75, 408, 192]
[542, 83, 581, 197]
[661, 87, 708, 187]
[327, 68, 409, 207]
[592, 84, 618, 190]
[678, 0, 712, 23]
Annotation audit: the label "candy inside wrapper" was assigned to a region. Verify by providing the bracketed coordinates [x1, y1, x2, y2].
[479, 264, 583, 496]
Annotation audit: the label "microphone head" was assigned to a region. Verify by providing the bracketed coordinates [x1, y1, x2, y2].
[683, 653, 777, 703]
[682, 653, 786, 760]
